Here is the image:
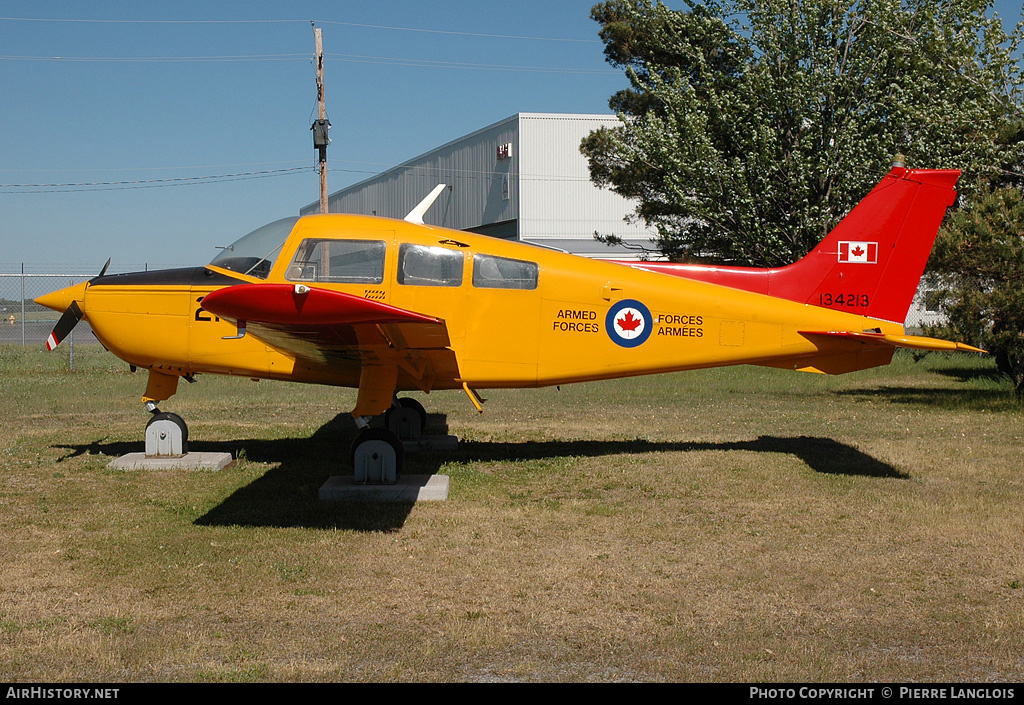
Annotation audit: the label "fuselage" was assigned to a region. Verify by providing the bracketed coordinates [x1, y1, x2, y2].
[42, 213, 906, 395]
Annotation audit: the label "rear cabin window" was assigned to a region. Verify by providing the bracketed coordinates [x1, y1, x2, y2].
[472, 254, 538, 290]
[285, 239, 385, 284]
[397, 244, 464, 287]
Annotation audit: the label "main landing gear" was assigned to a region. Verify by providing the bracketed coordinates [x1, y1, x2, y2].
[350, 396, 431, 483]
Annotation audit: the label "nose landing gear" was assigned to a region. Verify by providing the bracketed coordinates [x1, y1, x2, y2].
[107, 370, 231, 470]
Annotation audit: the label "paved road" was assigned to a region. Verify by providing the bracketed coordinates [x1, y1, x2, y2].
[0, 320, 100, 346]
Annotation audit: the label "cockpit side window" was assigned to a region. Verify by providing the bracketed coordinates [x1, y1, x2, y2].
[208, 216, 299, 280]
[397, 244, 464, 287]
[285, 239, 386, 284]
[472, 254, 538, 290]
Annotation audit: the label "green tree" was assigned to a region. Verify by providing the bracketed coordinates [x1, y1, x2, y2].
[582, 0, 1024, 265]
[928, 177, 1024, 396]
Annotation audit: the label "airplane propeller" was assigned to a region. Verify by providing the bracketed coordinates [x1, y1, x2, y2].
[46, 301, 84, 351]
[43, 258, 110, 351]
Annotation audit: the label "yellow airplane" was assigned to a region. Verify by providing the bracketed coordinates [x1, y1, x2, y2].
[36, 165, 982, 477]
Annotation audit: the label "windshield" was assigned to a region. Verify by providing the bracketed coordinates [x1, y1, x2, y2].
[208, 216, 299, 279]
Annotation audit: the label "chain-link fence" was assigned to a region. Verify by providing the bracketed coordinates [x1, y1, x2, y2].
[0, 271, 99, 346]
[1, 264, 180, 347]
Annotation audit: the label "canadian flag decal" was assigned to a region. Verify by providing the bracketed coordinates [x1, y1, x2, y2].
[838, 241, 878, 264]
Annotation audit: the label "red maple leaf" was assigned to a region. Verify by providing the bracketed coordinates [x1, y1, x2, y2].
[851, 245, 865, 257]
[617, 310, 642, 332]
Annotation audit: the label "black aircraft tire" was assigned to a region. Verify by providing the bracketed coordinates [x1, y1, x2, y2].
[145, 412, 189, 443]
[398, 397, 427, 428]
[350, 427, 405, 477]
[145, 411, 189, 456]
[384, 397, 427, 430]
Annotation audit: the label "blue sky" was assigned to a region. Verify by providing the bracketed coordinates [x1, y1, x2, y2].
[2, 1, 1021, 273]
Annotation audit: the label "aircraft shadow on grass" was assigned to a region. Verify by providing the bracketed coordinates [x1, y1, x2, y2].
[53, 412, 905, 531]
[834, 383, 1012, 410]
[931, 365, 1007, 384]
[828, 360, 1013, 410]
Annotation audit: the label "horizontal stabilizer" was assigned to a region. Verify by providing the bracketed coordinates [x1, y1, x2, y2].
[800, 330, 986, 354]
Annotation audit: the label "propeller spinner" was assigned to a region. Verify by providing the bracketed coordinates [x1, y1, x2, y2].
[36, 259, 110, 351]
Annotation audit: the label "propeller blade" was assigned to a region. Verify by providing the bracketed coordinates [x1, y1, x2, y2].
[97, 258, 111, 278]
[46, 301, 84, 351]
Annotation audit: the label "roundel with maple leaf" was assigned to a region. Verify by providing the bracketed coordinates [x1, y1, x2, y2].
[605, 299, 653, 348]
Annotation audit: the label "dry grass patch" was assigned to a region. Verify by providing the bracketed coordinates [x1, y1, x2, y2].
[1, 346, 1022, 681]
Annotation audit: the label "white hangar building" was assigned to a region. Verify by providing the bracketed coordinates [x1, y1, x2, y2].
[300, 112, 654, 258]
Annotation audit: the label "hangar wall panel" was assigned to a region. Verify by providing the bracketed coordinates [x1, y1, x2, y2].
[304, 117, 519, 233]
[302, 113, 657, 256]
[518, 114, 651, 246]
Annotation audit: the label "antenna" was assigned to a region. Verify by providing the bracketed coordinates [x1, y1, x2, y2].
[405, 184, 448, 225]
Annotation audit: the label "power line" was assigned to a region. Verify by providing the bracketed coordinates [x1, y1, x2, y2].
[0, 16, 600, 43]
[315, 19, 601, 43]
[0, 167, 310, 194]
[0, 53, 307, 63]
[0, 52, 615, 74]
[0, 160, 307, 174]
[0, 159, 601, 183]
[0, 17, 306, 24]
[326, 52, 617, 75]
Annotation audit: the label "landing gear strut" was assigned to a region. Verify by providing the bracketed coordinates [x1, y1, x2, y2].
[139, 371, 189, 457]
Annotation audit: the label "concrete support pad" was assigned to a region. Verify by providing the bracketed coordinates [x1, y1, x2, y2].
[319, 474, 450, 502]
[108, 452, 234, 471]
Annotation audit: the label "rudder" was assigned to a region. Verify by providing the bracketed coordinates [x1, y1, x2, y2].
[769, 167, 960, 323]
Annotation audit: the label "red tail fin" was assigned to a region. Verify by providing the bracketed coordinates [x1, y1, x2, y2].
[619, 167, 960, 324]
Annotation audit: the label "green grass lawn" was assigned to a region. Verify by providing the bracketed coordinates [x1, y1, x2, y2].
[0, 345, 1021, 681]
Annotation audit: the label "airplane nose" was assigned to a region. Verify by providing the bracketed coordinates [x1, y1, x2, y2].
[35, 281, 89, 313]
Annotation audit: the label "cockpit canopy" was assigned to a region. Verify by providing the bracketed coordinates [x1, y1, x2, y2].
[208, 216, 299, 280]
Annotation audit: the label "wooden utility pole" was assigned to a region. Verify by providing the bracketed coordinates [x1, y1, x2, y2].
[312, 24, 330, 214]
